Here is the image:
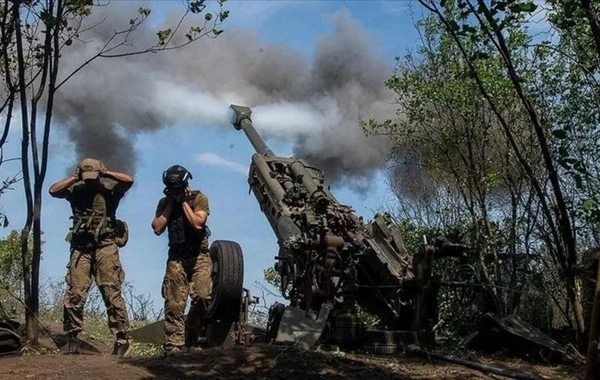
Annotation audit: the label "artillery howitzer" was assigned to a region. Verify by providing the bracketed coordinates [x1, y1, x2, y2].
[228, 104, 466, 351]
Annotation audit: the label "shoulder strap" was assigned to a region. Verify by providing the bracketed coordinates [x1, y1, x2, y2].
[100, 178, 118, 193]
[186, 190, 201, 206]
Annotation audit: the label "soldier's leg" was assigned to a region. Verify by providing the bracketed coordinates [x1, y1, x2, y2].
[63, 248, 93, 336]
[162, 256, 189, 351]
[186, 253, 213, 334]
[94, 244, 130, 338]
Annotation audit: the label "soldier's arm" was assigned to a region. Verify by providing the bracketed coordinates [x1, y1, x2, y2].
[182, 192, 208, 232]
[104, 170, 134, 193]
[100, 162, 134, 193]
[48, 175, 78, 199]
[152, 198, 172, 236]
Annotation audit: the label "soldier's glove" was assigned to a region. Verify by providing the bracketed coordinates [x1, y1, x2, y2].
[163, 187, 173, 200]
[164, 187, 184, 203]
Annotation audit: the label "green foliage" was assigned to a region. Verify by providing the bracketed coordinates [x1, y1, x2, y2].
[157, 28, 172, 45]
[63, 0, 93, 16]
[365, 6, 580, 336]
[529, 2, 600, 229]
[356, 308, 380, 329]
[130, 340, 163, 357]
[0, 230, 35, 309]
[263, 266, 280, 291]
[0, 230, 25, 317]
[427, 0, 600, 234]
[314, 343, 346, 357]
[189, 0, 206, 14]
[80, 318, 162, 357]
[396, 220, 443, 253]
[0, 230, 22, 286]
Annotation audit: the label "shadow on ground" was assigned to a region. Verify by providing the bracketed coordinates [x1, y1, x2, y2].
[124, 344, 525, 380]
[52, 333, 103, 354]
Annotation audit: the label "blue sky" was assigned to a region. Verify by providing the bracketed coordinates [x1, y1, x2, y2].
[0, 1, 424, 315]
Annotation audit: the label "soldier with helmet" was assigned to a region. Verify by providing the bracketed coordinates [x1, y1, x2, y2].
[151, 165, 212, 355]
[48, 158, 133, 357]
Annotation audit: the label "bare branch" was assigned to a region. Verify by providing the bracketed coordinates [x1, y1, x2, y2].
[57, 5, 227, 89]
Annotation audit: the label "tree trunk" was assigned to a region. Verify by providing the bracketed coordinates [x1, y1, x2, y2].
[31, 189, 42, 343]
[584, 254, 600, 380]
[20, 226, 35, 343]
[565, 273, 586, 347]
[13, 0, 37, 344]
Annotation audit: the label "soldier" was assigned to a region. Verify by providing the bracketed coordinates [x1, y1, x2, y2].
[151, 165, 212, 356]
[49, 158, 133, 357]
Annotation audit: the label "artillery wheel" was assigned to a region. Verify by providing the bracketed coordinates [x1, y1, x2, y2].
[205, 240, 245, 323]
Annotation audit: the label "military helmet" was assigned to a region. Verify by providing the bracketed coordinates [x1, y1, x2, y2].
[162, 165, 193, 188]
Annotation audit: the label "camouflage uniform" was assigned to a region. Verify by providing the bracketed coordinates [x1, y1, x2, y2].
[155, 191, 212, 350]
[64, 243, 129, 336]
[57, 170, 130, 340]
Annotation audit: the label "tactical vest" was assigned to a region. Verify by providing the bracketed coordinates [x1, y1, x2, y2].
[167, 190, 208, 252]
[66, 179, 122, 248]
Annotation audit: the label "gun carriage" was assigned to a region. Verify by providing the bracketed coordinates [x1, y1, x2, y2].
[228, 105, 464, 349]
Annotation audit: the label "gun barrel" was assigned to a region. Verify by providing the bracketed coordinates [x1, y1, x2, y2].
[228, 104, 274, 156]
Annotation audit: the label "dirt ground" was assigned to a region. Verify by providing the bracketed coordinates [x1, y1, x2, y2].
[0, 343, 585, 380]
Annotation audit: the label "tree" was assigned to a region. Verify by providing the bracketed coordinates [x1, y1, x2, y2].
[0, 229, 34, 319]
[367, 2, 600, 352]
[0, 0, 229, 344]
[540, 1, 600, 375]
[0, 0, 20, 230]
[364, 13, 548, 334]
[409, 0, 595, 341]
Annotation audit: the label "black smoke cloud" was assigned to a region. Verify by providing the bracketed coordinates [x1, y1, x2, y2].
[53, 2, 396, 191]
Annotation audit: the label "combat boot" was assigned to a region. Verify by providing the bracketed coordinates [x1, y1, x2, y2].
[112, 334, 132, 358]
[60, 332, 81, 354]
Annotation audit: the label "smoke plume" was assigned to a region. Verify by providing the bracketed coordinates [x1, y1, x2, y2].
[53, 2, 396, 190]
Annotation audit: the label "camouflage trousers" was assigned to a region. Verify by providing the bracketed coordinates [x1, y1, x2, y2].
[63, 243, 130, 338]
[162, 250, 212, 349]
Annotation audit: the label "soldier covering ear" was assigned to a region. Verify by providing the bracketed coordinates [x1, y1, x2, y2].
[151, 164, 212, 356]
[48, 158, 134, 357]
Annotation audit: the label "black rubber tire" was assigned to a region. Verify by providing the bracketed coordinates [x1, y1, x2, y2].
[0, 323, 21, 357]
[205, 240, 245, 323]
